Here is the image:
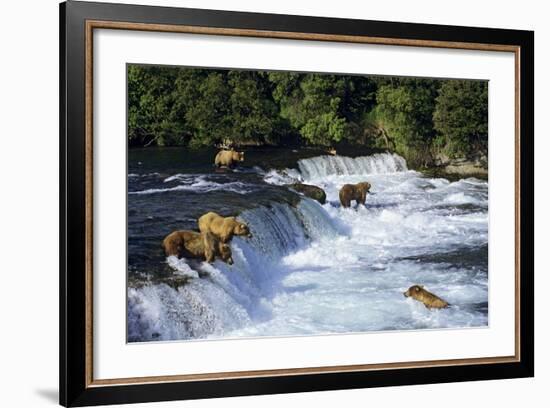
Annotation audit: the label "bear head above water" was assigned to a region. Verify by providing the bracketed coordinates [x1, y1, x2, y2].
[403, 285, 449, 309]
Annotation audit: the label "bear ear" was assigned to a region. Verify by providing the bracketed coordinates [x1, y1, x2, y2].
[415, 286, 421, 292]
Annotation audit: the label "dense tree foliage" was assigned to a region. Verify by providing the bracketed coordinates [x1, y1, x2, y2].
[371, 78, 439, 165]
[433, 80, 488, 157]
[128, 66, 188, 147]
[128, 65, 488, 165]
[269, 73, 377, 146]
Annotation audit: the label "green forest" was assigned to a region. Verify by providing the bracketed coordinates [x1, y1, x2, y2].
[128, 65, 488, 166]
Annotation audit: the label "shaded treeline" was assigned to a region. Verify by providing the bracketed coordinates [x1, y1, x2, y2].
[128, 65, 487, 166]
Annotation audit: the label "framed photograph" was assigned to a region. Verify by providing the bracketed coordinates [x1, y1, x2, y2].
[60, 1, 534, 406]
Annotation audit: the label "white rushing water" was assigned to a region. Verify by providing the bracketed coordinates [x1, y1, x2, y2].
[128, 153, 488, 342]
[129, 174, 256, 195]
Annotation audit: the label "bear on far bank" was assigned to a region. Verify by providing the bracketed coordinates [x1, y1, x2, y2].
[339, 182, 371, 208]
[162, 230, 233, 264]
[198, 211, 252, 243]
[403, 285, 449, 309]
[214, 149, 245, 168]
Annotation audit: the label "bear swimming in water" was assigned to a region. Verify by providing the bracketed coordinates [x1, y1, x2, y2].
[403, 285, 449, 309]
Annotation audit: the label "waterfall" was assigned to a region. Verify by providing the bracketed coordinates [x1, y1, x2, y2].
[297, 153, 408, 181]
[128, 198, 341, 342]
[128, 151, 489, 341]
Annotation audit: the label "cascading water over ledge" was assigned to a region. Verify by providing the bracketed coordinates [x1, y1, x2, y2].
[263, 153, 409, 186]
[297, 153, 408, 180]
[128, 198, 341, 342]
[128, 151, 488, 342]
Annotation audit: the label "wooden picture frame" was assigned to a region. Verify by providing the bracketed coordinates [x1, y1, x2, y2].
[60, 1, 534, 406]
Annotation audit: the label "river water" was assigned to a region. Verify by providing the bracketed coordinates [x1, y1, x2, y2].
[127, 148, 488, 342]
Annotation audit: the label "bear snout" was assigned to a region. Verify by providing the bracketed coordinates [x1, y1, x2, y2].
[403, 291, 409, 298]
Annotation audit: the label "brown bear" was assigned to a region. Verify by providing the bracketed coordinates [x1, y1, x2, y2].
[339, 182, 371, 208]
[403, 285, 449, 309]
[198, 211, 251, 243]
[162, 230, 233, 264]
[288, 183, 327, 204]
[202, 232, 233, 264]
[214, 149, 245, 168]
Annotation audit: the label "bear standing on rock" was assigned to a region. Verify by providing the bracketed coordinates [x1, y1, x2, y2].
[162, 230, 233, 264]
[339, 182, 371, 208]
[403, 285, 449, 309]
[198, 212, 252, 243]
[214, 149, 245, 168]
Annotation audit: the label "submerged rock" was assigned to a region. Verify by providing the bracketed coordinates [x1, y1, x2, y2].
[287, 183, 327, 204]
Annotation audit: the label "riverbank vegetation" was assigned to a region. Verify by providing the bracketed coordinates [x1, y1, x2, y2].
[128, 65, 487, 167]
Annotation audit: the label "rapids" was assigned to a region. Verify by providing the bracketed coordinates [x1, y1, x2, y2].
[127, 151, 488, 342]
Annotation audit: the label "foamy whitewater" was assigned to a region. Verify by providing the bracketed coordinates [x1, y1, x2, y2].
[128, 153, 488, 342]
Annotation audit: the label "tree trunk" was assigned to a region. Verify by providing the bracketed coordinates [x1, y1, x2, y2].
[380, 128, 394, 150]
